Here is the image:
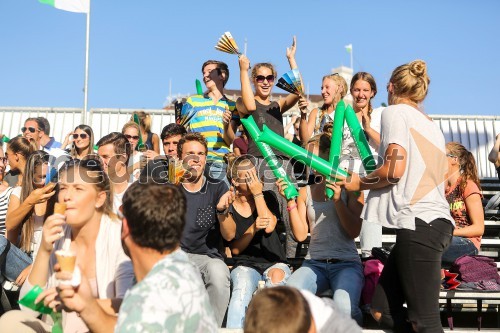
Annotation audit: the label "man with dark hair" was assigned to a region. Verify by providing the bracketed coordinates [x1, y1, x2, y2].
[96, 132, 133, 212]
[54, 182, 218, 332]
[138, 123, 187, 183]
[180, 60, 239, 185]
[21, 117, 44, 149]
[177, 132, 235, 327]
[37, 117, 62, 151]
[161, 123, 187, 158]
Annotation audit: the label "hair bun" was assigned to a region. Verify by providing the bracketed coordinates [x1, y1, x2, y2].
[409, 60, 426, 78]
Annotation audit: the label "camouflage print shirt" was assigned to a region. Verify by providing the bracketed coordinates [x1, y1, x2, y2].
[115, 249, 218, 333]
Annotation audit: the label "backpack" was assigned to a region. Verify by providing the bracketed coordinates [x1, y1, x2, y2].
[449, 255, 500, 283]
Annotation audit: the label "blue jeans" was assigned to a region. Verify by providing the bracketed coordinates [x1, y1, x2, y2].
[0, 236, 32, 282]
[287, 259, 364, 326]
[226, 263, 291, 329]
[187, 253, 230, 327]
[441, 236, 478, 268]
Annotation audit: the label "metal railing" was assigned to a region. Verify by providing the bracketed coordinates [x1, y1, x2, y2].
[1, 107, 499, 179]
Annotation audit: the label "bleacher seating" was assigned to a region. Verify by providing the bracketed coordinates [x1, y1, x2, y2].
[287, 177, 500, 329]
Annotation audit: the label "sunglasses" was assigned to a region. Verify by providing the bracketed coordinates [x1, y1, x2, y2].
[255, 75, 275, 83]
[21, 126, 38, 133]
[0, 157, 8, 164]
[73, 133, 88, 139]
[124, 134, 140, 140]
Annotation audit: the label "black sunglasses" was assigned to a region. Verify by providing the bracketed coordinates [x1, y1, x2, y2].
[124, 134, 140, 140]
[73, 133, 88, 139]
[21, 126, 38, 133]
[255, 75, 275, 83]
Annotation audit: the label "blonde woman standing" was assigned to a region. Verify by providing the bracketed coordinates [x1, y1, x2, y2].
[343, 60, 454, 332]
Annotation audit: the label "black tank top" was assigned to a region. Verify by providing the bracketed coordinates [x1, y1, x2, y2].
[145, 132, 154, 150]
[246, 100, 285, 158]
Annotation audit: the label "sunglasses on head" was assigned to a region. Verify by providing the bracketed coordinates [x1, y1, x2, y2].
[124, 134, 140, 140]
[21, 126, 38, 133]
[73, 133, 88, 139]
[255, 75, 275, 83]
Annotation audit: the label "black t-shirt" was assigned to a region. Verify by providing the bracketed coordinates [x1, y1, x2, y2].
[246, 100, 285, 158]
[230, 191, 287, 274]
[497, 165, 500, 182]
[179, 177, 229, 259]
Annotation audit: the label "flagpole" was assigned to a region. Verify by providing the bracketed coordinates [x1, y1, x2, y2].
[81, 0, 91, 124]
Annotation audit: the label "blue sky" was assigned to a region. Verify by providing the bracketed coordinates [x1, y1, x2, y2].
[1, 0, 499, 115]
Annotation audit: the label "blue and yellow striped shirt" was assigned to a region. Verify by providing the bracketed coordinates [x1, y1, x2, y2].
[180, 94, 238, 162]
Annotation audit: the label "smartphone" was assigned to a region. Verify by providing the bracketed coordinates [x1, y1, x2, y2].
[45, 167, 57, 185]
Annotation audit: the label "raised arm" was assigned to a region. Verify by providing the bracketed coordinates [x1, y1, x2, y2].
[361, 110, 381, 149]
[26, 214, 65, 288]
[237, 55, 255, 116]
[61, 131, 74, 149]
[299, 101, 318, 144]
[342, 143, 407, 192]
[217, 187, 237, 241]
[6, 183, 56, 232]
[277, 179, 309, 242]
[222, 106, 237, 145]
[279, 36, 302, 113]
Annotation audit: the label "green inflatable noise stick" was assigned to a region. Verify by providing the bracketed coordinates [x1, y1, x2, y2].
[256, 124, 348, 181]
[196, 79, 203, 95]
[1, 135, 9, 143]
[240, 116, 298, 200]
[133, 113, 145, 149]
[344, 104, 376, 174]
[326, 100, 346, 199]
[18, 285, 63, 333]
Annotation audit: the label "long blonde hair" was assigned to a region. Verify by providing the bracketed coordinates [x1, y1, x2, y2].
[316, 74, 348, 133]
[131, 111, 152, 133]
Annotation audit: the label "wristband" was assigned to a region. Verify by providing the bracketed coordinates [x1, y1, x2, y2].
[287, 203, 297, 212]
[253, 193, 264, 199]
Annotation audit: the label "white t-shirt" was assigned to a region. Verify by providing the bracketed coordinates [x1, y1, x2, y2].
[113, 182, 132, 214]
[362, 104, 453, 230]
